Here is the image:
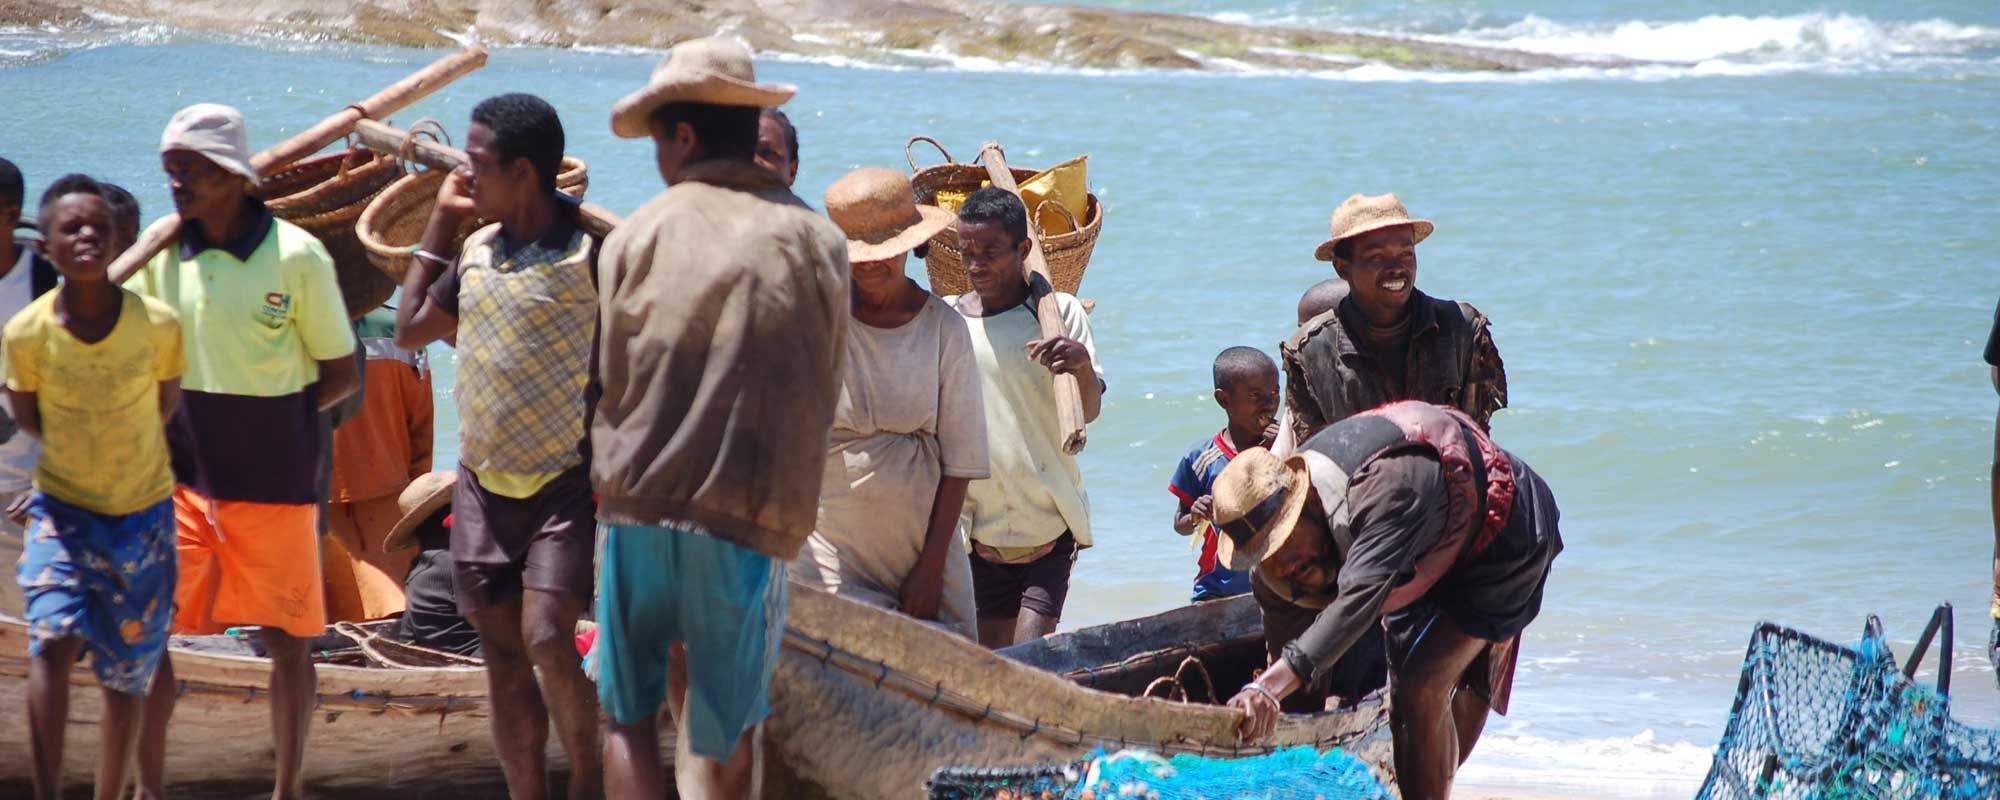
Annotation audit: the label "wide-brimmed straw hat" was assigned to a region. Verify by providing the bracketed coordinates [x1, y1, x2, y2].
[384, 471, 458, 553]
[1210, 447, 1314, 572]
[825, 167, 954, 263]
[1312, 193, 1434, 263]
[610, 37, 797, 139]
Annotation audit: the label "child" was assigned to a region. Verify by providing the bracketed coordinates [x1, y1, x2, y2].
[7, 174, 184, 798]
[1170, 346, 1279, 602]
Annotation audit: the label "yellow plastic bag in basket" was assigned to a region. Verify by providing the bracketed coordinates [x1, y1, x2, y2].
[1019, 156, 1088, 236]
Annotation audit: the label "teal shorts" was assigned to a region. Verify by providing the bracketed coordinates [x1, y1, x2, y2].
[589, 523, 787, 760]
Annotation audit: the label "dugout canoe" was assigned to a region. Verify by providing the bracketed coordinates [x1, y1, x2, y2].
[763, 586, 1397, 797]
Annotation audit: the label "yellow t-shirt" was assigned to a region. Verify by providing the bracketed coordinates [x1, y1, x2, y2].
[3, 290, 184, 515]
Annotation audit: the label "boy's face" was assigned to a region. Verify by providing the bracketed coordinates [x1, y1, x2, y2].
[38, 192, 114, 280]
[959, 219, 1028, 298]
[464, 122, 538, 221]
[1216, 364, 1280, 434]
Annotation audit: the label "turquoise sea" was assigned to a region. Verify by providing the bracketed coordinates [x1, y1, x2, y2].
[4, 1, 1999, 794]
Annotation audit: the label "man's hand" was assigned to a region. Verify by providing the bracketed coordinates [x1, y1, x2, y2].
[432, 166, 478, 222]
[1261, 420, 1280, 448]
[1189, 495, 1214, 523]
[1228, 683, 1282, 742]
[1026, 336, 1092, 378]
[6, 492, 31, 529]
[898, 561, 945, 622]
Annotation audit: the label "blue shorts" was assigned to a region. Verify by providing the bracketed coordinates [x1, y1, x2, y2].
[17, 493, 177, 695]
[589, 523, 787, 760]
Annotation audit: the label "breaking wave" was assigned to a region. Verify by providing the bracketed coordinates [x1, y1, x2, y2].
[1436, 12, 2000, 65]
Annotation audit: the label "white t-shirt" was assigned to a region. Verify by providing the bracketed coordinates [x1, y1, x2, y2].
[0, 245, 42, 493]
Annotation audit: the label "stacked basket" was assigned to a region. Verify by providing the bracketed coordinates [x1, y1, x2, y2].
[256, 148, 403, 318]
[905, 137, 1102, 298]
[357, 154, 589, 280]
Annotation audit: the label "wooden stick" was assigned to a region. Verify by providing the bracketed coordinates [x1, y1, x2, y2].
[352, 119, 622, 239]
[109, 44, 491, 285]
[979, 142, 1088, 455]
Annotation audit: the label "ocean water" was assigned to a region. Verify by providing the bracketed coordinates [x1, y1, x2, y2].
[3, 1, 1998, 794]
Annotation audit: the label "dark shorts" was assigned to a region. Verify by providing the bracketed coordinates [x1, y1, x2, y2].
[451, 463, 595, 615]
[970, 532, 1077, 620]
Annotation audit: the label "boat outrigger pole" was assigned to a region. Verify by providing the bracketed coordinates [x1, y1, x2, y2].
[109, 43, 492, 285]
[978, 142, 1089, 455]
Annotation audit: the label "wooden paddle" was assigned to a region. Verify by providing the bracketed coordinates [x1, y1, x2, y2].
[979, 142, 1088, 455]
[108, 44, 491, 285]
[352, 119, 623, 238]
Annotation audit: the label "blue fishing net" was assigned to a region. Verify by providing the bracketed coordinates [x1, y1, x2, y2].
[927, 746, 1392, 800]
[1698, 608, 2000, 800]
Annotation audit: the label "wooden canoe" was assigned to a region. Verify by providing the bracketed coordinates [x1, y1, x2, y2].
[2, 587, 1391, 797]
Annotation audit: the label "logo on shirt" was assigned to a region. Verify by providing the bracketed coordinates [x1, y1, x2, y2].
[256, 292, 291, 330]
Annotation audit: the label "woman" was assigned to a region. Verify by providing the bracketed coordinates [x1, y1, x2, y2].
[791, 167, 988, 638]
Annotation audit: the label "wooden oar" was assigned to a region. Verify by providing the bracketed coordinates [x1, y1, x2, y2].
[352, 119, 622, 238]
[979, 142, 1088, 455]
[109, 44, 491, 285]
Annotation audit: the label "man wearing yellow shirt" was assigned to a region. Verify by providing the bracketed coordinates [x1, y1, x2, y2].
[395, 94, 602, 799]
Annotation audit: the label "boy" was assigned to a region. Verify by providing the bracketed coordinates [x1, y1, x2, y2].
[395, 93, 602, 799]
[1170, 346, 1278, 602]
[8, 175, 184, 800]
[950, 187, 1105, 649]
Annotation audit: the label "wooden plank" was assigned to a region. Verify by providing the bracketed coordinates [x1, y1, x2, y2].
[977, 142, 1088, 455]
[108, 44, 491, 285]
[351, 119, 621, 239]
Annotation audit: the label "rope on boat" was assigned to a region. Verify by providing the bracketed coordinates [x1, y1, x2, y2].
[778, 628, 1376, 757]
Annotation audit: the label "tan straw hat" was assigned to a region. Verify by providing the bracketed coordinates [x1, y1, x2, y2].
[1312, 193, 1434, 263]
[610, 37, 797, 139]
[1209, 447, 1314, 572]
[825, 167, 954, 263]
[383, 471, 458, 553]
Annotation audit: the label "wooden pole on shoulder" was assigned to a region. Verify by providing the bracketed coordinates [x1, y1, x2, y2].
[109, 44, 491, 285]
[351, 119, 622, 238]
[979, 142, 1088, 455]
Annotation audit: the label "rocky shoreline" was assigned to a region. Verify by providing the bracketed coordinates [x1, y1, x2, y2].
[2, 0, 1614, 73]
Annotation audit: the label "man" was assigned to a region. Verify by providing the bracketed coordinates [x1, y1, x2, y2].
[1214, 401, 1562, 799]
[0, 156, 61, 616]
[323, 304, 432, 624]
[755, 108, 799, 186]
[395, 93, 603, 799]
[591, 38, 847, 798]
[1986, 301, 2000, 683]
[1283, 193, 1506, 440]
[951, 188, 1104, 648]
[129, 104, 359, 800]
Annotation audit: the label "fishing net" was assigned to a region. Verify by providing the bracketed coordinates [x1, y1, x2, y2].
[1698, 605, 2000, 799]
[926, 746, 1392, 800]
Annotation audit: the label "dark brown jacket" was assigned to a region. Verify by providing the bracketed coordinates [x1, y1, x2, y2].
[1281, 291, 1506, 442]
[591, 160, 849, 559]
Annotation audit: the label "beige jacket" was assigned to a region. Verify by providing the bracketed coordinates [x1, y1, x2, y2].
[591, 159, 850, 559]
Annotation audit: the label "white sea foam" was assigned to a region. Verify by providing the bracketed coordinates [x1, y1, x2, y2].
[1458, 730, 1711, 799]
[1437, 12, 2000, 65]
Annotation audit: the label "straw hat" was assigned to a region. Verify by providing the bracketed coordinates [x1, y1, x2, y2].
[1209, 447, 1314, 572]
[1312, 193, 1434, 263]
[610, 37, 797, 139]
[825, 167, 954, 263]
[383, 471, 458, 553]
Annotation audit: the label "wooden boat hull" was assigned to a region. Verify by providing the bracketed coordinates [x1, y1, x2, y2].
[0, 614, 559, 796]
[764, 587, 1396, 798]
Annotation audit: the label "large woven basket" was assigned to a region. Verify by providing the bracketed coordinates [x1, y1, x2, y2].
[257, 148, 402, 318]
[356, 156, 589, 280]
[905, 137, 1102, 298]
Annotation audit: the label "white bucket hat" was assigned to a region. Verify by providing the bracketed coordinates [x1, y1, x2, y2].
[160, 103, 259, 184]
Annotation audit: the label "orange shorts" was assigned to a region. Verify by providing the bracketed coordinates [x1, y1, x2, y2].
[171, 486, 326, 638]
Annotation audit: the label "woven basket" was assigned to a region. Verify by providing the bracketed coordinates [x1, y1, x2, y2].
[905, 137, 1103, 298]
[257, 149, 402, 318]
[356, 158, 590, 281]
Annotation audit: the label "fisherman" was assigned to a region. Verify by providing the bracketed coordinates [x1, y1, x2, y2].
[755, 108, 799, 187]
[394, 93, 603, 799]
[0, 156, 62, 617]
[10, 174, 184, 800]
[1986, 301, 2000, 679]
[322, 304, 432, 623]
[382, 471, 481, 657]
[1216, 400, 1562, 798]
[951, 187, 1105, 648]
[1168, 346, 1279, 602]
[791, 167, 986, 638]
[1283, 193, 1506, 438]
[591, 37, 848, 798]
[130, 104, 359, 800]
